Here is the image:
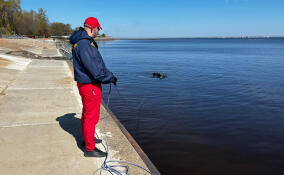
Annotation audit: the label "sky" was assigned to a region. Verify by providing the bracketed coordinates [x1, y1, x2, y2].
[21, 0, 284, 38]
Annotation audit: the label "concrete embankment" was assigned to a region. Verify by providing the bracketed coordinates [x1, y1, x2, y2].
[0, 39, 160, 175]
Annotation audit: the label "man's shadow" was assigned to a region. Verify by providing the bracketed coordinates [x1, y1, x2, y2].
[56, 113, 84, 152]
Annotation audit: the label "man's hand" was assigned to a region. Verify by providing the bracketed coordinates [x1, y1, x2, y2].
[112, 76, 117, 86]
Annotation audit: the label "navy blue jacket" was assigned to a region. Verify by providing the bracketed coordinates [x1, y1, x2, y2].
[70, 27, 114, 84]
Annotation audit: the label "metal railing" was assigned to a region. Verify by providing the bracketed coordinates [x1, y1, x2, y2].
[55, 39, 72, 59]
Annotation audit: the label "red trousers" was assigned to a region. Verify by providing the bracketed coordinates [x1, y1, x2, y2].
[77, 82, 102, 151]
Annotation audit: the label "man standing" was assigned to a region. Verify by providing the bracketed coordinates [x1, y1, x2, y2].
[70, 17, 117, 157]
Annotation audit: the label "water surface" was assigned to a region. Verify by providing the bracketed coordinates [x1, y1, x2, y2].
[99, 38, 284, 175]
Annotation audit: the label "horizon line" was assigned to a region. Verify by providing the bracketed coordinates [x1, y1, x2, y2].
[113, 36, 284, 40]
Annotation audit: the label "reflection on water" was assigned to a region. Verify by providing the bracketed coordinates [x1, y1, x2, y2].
[99, 38, 284, 175]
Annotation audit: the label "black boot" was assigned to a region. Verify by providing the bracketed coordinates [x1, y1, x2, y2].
[84, 148, 107, 157]
[81, 138, 102, 146]
[95, 138, 102, 143]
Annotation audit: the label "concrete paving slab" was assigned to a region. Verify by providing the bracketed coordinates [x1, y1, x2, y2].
[0, 123, 102, 175]
[29, 59, 65, 67]
[41, 49, 63, 57]
[0, 68, 19, 93]
[0, 89, 80, 126]
[0, 51, 157, 175]
[10, 74, 73, 89]
[22, 48, 42, 55]
[0, 68, 20, 82]
[0, 54, 31, 71]
[10, 61, 73, 89]
[0, 55, 30, 94]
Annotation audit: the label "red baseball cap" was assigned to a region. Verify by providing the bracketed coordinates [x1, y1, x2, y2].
[84, 17, 102, 30]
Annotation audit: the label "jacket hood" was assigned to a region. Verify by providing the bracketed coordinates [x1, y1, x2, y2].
[69, 27, 91, 44]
